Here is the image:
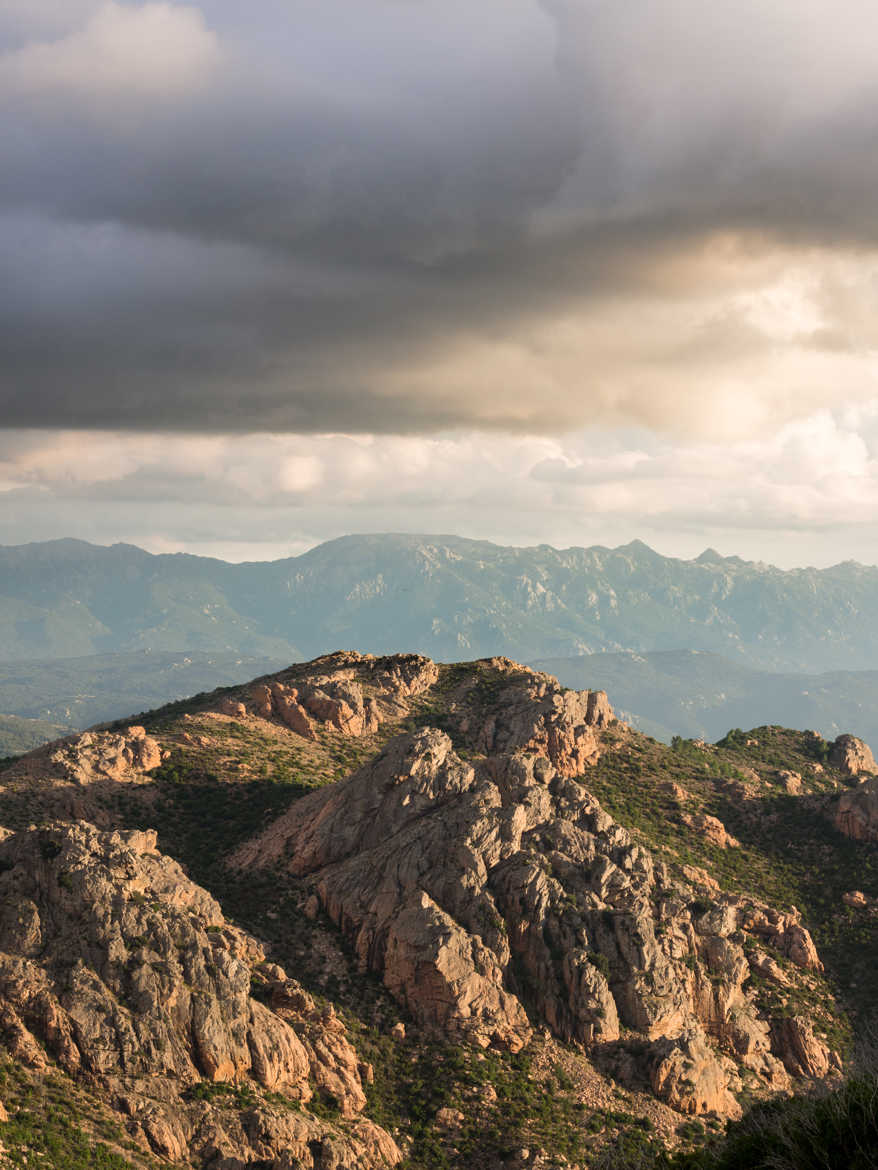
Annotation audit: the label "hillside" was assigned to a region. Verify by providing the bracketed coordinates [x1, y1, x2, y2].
[1, 653, 876, 1168]
[0, 650, 287, 756]
[535, 651, 878, 746]
[0, 712, 73, 756]
[5, 535, 878, 672]
[8, 645, 878, 761]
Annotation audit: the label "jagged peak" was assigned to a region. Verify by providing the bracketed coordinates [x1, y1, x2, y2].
[695, 546, 725, 564]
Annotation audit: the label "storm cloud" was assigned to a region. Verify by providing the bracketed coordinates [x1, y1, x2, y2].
[2, 0, 878, 436]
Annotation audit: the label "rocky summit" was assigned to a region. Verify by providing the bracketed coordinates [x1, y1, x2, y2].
[0, 651, 875, 1169]
[233, 662, 828, 1118]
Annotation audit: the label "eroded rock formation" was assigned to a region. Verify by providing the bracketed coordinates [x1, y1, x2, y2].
[0, 821, 398, 1169]
[835, 776, 878, 842]
[830, 734, 877, 778]
[240, 652, 439, 739]
[468, 657, 613, 776]
[49, 725, 163, 785]
[681, 812, 740, 850]
[236, 717, 831, 1116]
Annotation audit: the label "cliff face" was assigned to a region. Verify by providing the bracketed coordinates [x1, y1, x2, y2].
[0, 820, 399, 1169]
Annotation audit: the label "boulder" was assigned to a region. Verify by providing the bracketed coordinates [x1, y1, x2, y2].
[842, 890, 869, 909]
[835, 777, 878, 842]
[739, 905, 823, 972]
[48, 726, 162, 786]
[682, 865, 719, 892]
[682, 813, 739, 850]
[775, 770, 802, 795]
[649, 1026, 740, 1116]
[218, 698, 248, 719]
[830, 734, 877, 777]
[770, 1016, 835, 1079]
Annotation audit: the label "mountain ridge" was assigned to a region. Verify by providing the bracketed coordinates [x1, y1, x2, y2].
[1, 650, 875, 1168]
[4, 534, 878, 673]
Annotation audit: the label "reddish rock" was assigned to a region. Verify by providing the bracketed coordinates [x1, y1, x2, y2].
[47, 726, 163, 786]
[682, 864, 719, 892]
[835, 777, 878, 842]
[770, 1016, 834, 1079]
[269, 683, 317, 740]
[649, 1026, 740, 1117]
[218, 697, 247, 719]
[830, 734, 877, 777]
[474, 672, 614, 776]
[740, 905, 823, 972]
[748, 950, 789, 987]
[234, 712, 827, 1115]
[664, 781, 691, 803]
[842, 890, 869, 908]
[244, 653, 437, 741]
[682, 812, 740, 849]
[0, 821, 399, 1169]
[776, 770, 802, 795]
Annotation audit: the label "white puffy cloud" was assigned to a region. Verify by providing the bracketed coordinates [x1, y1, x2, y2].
[3, 408, 878, 567]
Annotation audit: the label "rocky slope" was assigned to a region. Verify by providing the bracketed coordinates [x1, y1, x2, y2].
[232, 661, 832, 1118]
[0, 651, 875, 1169]
[0, 818, 399, 1169]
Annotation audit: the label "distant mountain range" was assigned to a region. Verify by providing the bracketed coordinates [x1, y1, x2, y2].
[4, 533, 878, 670]
[3, 533, 878, 752]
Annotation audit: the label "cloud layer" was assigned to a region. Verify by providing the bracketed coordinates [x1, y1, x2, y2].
[0, 3, 219, 100]
[4, 404, 878, 567]
[2, 1, 878, 437]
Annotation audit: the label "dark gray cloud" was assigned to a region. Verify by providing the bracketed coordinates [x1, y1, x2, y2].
[2, 0, 878, 434]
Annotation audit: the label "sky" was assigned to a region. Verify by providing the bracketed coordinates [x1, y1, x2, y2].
[2, 0, 878, 566]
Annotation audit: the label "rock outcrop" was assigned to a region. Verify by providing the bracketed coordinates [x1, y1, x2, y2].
[649, 1026, 739, 1115]
[775, 770, 802, 795]
[830, 734, 877, 777]
[49, 725, 163, 785]
[235, 720, 828, 1116]
[770, 1016, 837, 1079]
[0, 821, 398, 1169]
[681, 812, 740, 850]
[842, 890, 869, 909]
[835, 776, 878, 842]
[240, 652, 439, 740]
[468, 658, 614, 776]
